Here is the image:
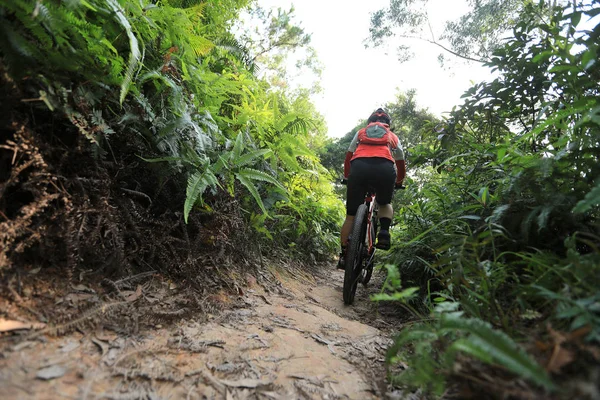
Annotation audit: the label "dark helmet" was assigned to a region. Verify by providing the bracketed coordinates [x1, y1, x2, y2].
[367, 108, 391, 125]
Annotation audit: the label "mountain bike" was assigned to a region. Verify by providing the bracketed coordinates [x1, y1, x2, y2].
[341, 182, 405, 305]
[343, 186, 379, 305]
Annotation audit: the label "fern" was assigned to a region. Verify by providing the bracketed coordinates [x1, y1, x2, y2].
[235, 149, 272, 167]
[441, 315, 555, 390]
[386, 313, 555, 393]
[0, 22, 40, 59]
[184, 168, 219, 223]
[235, 172, 268, 215]
[105, 0, 141, 104]
[231, 130, 246, 161]
[214, 36, 260, 75]
[237, 168, 285, 191]
[188, 35, 214, 57]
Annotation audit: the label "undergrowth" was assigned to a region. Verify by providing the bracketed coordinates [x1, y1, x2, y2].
[362, 2, 600, 398]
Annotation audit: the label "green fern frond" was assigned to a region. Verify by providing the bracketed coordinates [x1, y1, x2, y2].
[536, 205, 553, 233]
[235, 172, 269, 216]
[386, 325, 439, 363]
[279, 133, 315, 158]
[188, 35, 214, 57]
[234, 149, 272, 168]
[0, 22, 40, 59]
[286, 117, 312, 136]
[442, 315, 555, 390]
[158, 115, 191, 137]
[232, 131, 246, 161]
[238, 168, 285, 192]
[276, 114, 314, 137]
[184, 2, 206, 19]
[184, 168, 219, 223]
[106, 0, 141, 104]
[214, 36, 260, 75]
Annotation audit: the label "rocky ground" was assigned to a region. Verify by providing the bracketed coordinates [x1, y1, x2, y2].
[1, 263, 412, 400]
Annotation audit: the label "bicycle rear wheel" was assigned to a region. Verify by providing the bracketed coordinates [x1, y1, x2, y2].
[343, 204, 367, 305]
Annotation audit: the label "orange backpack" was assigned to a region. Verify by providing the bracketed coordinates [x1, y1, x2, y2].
[358, 122, 394, 145]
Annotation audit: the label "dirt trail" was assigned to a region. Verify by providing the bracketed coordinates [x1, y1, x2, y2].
[1, 267, 399, 399]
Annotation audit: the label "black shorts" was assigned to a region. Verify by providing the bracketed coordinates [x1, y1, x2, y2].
[346, 157, 396, 216]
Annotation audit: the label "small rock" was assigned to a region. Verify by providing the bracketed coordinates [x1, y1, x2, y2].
[36, 365, 66, 380]
[60, 341, 80, 353]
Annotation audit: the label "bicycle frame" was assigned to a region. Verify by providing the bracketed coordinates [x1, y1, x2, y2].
[364, 190, 377, 258]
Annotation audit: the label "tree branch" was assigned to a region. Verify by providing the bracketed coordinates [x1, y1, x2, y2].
[398, 34, 488, 63]
[251, 40, 305, 63]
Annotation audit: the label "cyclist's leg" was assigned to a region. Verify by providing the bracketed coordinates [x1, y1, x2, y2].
[339, 159, 368, 268]
[371, 159, 397, 250]
[338, 215, 354, 269]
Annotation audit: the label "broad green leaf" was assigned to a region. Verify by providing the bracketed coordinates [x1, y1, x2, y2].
[371, 287, 419, 302]
[478, 187, 489, 206]
[450, 338, 494, 364]
[441, 316, 555, 390]
[549, 64, 577, 73]
[235, 172, 269, 216]
[496, 147, 507, 162]
[232, 131, 245, 161]
[458, 215, 481, 221]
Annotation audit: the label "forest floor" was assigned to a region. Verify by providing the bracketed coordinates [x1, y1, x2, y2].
[0, 263, 413, 400]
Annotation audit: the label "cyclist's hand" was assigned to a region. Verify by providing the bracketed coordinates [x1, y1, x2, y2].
[395, 183, 405, 190]
[341, 178, 348, 185]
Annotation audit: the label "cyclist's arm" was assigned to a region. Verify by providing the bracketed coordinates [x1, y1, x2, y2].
[391, 138, 406, 185]
[344, 132, 360, 179]
[395, 159, 406, 185]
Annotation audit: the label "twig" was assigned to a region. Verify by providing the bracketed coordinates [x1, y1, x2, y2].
[120, 187, 152, 206]
[113, 271, 156, 287]
[200, 369, 226, 394]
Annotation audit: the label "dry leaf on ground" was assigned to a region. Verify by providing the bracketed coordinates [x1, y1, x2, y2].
[0, 318, 45, 332]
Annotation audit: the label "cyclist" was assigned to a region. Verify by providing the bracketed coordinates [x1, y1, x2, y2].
[338, 108, 406, 269]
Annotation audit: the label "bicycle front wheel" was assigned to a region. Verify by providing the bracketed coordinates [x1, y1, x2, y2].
[343, 204, 368, 305]
[362, 214, 377, 286]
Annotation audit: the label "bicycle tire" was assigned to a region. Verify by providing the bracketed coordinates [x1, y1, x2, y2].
[343, 204, 367, 305]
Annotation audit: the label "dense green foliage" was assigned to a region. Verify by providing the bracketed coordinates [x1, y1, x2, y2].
[2, 0, 599, 396]
[0, 0, 343, 260]
[365, 1, 600, 395]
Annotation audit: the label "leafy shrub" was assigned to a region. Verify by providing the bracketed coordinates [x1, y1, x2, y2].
[370, 1, 600, 394]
